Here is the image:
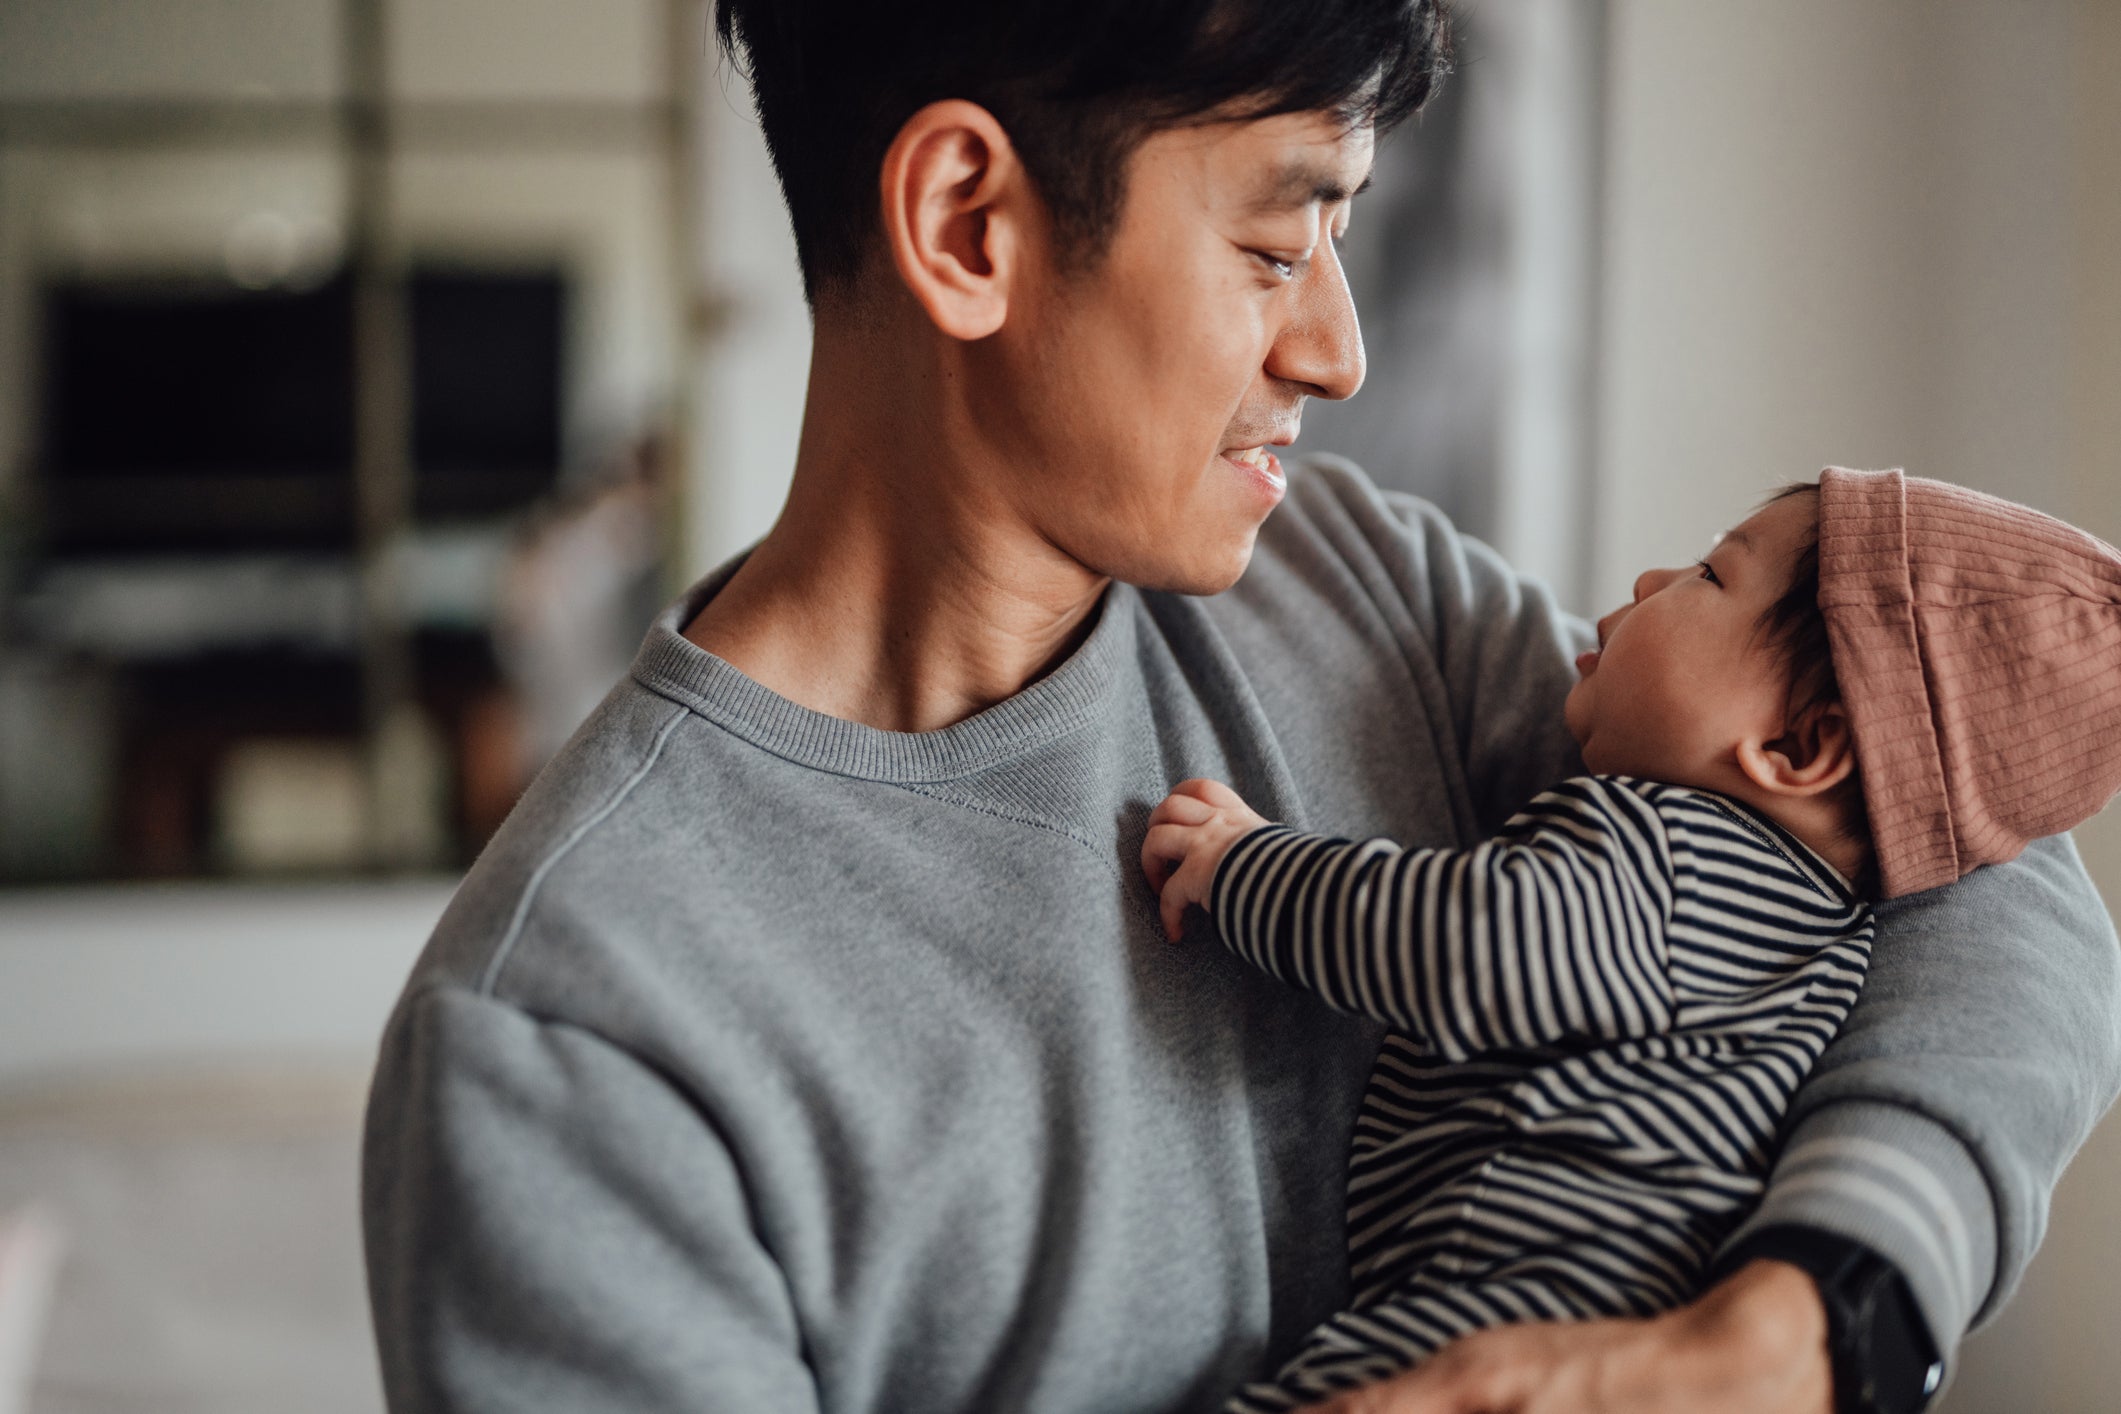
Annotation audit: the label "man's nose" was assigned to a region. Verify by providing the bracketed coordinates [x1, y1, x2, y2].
[1264, 240, 1364, 401]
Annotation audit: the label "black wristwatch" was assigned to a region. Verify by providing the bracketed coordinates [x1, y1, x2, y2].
[1717, 1226, 1945, 1414]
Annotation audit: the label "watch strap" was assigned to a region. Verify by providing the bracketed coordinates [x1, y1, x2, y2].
[1715, 1225, 1944, 1414]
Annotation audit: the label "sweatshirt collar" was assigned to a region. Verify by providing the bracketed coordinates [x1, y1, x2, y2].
[629, 554, 1134, 785]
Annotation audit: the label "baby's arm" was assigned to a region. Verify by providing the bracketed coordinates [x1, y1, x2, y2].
[1144, 775, 1678, 1061]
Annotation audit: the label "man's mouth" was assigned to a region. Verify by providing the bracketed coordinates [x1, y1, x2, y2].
[1223, 445, 1286, 489]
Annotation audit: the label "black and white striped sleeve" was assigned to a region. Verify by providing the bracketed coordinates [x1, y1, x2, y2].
[1206, 776, 1678, 1061]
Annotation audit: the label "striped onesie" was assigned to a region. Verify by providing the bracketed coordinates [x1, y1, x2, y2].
[1207, 774, 1874, 1412]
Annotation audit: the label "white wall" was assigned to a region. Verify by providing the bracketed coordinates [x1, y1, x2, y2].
[1596, 4, 2119, 1409]
[677, 65, 811, 576]
[0, 880, 448, 1083]
[1967, 5, 2121, 1412]
[2065, 0, 2121, 903]
[1594, 0, 2072, 611]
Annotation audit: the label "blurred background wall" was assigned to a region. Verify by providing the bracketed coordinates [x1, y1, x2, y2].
[1586, 9, 2121, 1405]
[0, 2, 2114, 1410]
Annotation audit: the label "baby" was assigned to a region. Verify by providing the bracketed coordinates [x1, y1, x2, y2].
[1142, 468, 2121, 1412]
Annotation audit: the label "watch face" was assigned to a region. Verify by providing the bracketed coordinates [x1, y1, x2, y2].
[1847, 1253, 1943, 1414]
[1722, 1227, 1940, 1413]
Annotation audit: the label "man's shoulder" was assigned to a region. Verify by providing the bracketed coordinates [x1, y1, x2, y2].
[1194, 455, 1413, 642]
[1212, 453, 1498, 647]
[399, 674, 742, 1013]
[1251, 454, 1452, 575]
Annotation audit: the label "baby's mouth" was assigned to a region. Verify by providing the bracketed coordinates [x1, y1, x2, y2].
[1575, 649, 1600, 677]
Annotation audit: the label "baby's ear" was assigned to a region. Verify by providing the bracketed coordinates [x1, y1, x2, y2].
[1737, 700, 1857, 797]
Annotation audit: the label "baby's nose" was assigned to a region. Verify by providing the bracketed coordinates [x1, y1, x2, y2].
[1633, 563, 1692, 602]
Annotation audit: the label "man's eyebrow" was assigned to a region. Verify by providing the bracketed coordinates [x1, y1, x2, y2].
[1250, 163, 1375, 212]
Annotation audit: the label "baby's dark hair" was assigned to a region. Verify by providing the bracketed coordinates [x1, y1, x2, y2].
[1753, 482, 1878, 898]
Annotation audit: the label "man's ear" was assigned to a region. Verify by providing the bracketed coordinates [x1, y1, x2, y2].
[878, 100, 1030, 340]
[1736, 700, 1858, 798]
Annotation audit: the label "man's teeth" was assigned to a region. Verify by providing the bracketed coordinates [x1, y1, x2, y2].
[1230, 447, 1269, 468]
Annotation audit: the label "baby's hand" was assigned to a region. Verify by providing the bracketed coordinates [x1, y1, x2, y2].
[1141, 779, 1271, 942]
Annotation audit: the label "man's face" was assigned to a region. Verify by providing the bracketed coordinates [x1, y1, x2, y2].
[981, 109, 1373, 594]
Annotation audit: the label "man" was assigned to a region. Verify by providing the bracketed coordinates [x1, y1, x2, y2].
[362, 2, 2121, 1411]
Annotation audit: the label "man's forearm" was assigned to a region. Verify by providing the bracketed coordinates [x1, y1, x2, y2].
[1301, 1257, 1833, 1414]
[1722, 1104, 1991, 1366]
[1750, 832, 2121, 1358]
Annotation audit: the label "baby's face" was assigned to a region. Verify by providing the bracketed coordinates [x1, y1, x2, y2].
[1564, 491, 1814, 788]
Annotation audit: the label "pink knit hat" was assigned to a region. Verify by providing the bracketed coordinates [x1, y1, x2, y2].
[1817, 467, 2121, 898]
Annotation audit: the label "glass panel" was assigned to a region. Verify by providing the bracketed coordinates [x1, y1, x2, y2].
[387, 0, 667, 104]
[0, 0, 341, 103]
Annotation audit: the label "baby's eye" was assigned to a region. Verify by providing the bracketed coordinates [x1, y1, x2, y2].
[1695, 560, 1721, 586]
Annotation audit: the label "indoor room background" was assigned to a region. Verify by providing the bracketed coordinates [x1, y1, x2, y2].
[0, 2, 2115, 1411]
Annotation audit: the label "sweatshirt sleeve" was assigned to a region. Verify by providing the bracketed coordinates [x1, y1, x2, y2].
[362, 985, 822, 1414]
[1368, 480, 1595, 835]
[1719, 831, 2121, 1359]
[1207, 777, 1679, 1061]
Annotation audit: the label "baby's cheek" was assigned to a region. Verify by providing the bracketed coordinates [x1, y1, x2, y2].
[1593, 683, 1686, 777]
[1562, 689, 1589, 750]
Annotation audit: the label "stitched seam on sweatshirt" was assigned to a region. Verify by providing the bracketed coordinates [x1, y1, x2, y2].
[890, 784, 1172, 938]
[478, 703, 692, 997]
[893, 782, 1109, 865]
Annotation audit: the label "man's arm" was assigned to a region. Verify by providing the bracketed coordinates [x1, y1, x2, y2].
[1320, 461, 2121, 1368]
[362, 985, 820, 1413]
[1350, 474, 1593, 835]
[1728, 830, 2121, 1342]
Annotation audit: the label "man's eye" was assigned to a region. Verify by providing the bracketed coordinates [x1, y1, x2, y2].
[1696, 560, 1721, 586]
[1254, 251, 1298, 280]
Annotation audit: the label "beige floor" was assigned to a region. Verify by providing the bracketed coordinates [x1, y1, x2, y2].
[0, 1068, 381, 1414]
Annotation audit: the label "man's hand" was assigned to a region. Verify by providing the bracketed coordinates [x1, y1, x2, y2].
[1141, 778, 1272, 941]
[1295, 1260, 1831, 1414]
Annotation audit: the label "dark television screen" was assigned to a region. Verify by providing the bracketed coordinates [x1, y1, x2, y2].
[36, 268, 566, 548]
[42, 276, 356, 479]
[409, 269, 565, 519]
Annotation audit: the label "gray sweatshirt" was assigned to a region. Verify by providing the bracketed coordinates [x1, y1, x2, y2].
[362, 458, 2121, 1413]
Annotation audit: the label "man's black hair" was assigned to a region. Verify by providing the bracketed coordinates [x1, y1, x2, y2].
[712, 0, 1453, 303]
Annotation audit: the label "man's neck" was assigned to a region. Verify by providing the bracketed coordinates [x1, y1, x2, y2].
[682, 328, 1110, 735]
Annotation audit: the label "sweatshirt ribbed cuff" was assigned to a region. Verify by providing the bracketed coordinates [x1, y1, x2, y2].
[1721, 1100, 1996, 1364]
